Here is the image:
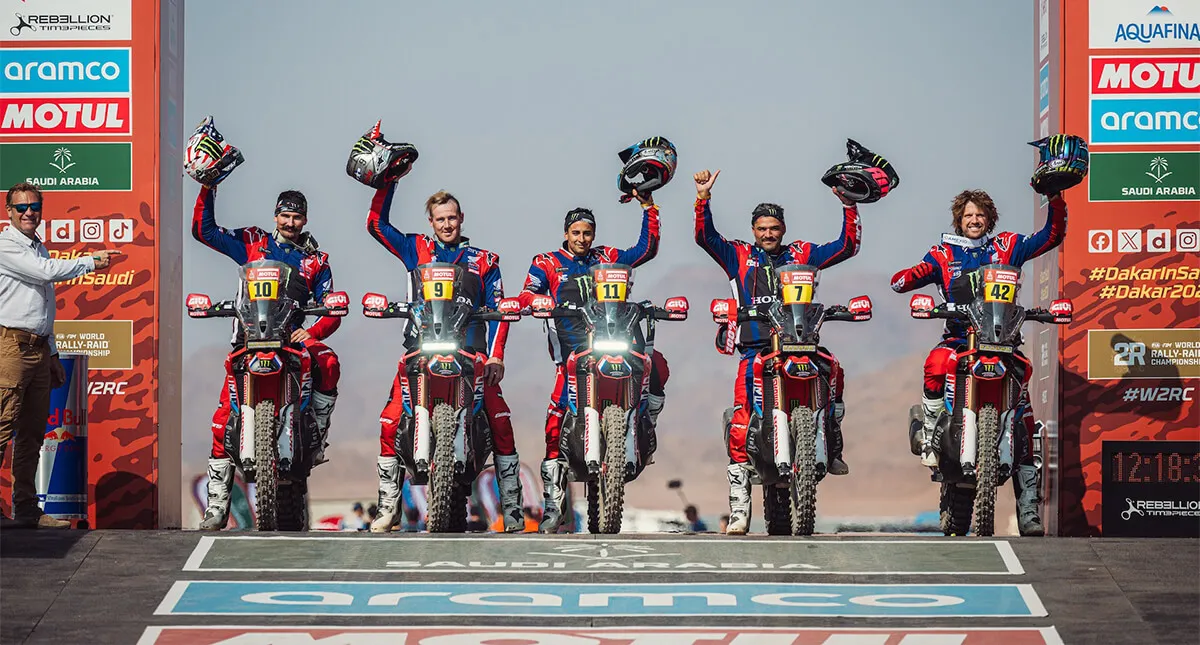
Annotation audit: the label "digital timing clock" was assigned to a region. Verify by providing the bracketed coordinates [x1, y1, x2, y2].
[1102, 441, 1200, 538]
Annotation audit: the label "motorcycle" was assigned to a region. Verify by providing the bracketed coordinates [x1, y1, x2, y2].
[362, 262, 522, 533]
[186, 259, 349, 531]
[530, 263, 687, 534]
[906, 263, 1072, 536]
[711, 264, 871, 536]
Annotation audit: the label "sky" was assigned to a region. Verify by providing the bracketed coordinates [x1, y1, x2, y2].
[180, 1, 1037, 501]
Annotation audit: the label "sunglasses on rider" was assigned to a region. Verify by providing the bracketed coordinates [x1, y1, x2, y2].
[9, 202, 42, 214]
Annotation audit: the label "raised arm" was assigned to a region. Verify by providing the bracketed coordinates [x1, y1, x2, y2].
[191, 186, 250, 264]
[365, 183, 423, 270]
[803, 201, 861, 270]
[1008, 194, 1068, 266]
[613, 203, 660, 268]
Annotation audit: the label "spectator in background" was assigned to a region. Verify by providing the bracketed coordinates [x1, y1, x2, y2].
[685, 505, 708, 533]
[344, 502, 368, 531]
[719, 514, 730, 534]
[0, 183, 120, 529]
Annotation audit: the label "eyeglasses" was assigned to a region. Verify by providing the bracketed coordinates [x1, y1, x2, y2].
[9, 202, 42, 214]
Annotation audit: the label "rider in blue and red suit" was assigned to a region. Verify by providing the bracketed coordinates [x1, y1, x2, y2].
[192, 186, 342, 531]
[365, 183, 526, 532]
[891, 188, 1067, 536]
[515, 190, 667, 533]
[692, 169, 860, 536]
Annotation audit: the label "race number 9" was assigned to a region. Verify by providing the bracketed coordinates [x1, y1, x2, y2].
[423, 280, 454, 301]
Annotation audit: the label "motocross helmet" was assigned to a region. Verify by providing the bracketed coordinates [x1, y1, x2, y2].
[821, 138, 899, 204]
[184, 116, 244, 187]
[617, 136, 677, 203]
[1029, 134, 1088, 195]
[346, 120, 419, 189]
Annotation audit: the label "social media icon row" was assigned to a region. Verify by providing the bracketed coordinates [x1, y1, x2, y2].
[1088, 228, 1199, 254]
[0, 219, 135, 244]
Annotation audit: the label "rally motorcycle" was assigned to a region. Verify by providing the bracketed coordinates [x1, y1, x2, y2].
[186, 259, 349, 531]
[712, 264, 871, 536]
[907, 263, 1072, 537]
[363, 262, 522, 533]
[531, 264, 687, 534]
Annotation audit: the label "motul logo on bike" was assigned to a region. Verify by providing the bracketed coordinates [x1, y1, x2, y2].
[665, 297, 688, 311]
[1091, 56, 1200, 95]
[0, 98, 130, 135]
[247, 267, 280, 281]
[848, 296, 871, 313]
[423, 267, 456, 282]
[186, 294, 212, 310]
[598, 269, 628, 283]
[984, 268, 1019, 285]
[781, 271, 814, 285]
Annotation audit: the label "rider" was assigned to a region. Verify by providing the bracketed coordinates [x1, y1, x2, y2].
[363, 181, 525, 533]
[191, 185, 342, 531]
[515, 190, 668, 533]
[890, 187, 1067, 537]
[693, 169, 860, 536]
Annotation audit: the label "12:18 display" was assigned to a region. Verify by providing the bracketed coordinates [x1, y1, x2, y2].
[1110, 451, 1200, 484]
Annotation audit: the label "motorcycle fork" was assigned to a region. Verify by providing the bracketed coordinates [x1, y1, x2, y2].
[413, 358, 431, 470]
[765, 344, 791, 473]
[580, 348, 602, 472]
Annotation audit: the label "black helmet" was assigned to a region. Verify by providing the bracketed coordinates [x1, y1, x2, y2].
[821, 162, 892, 203]
[820, 138, 898, 204]
[617, 136, 677, 203]
[1029, 134, 1088, 195]
[346, 120, 419, 189]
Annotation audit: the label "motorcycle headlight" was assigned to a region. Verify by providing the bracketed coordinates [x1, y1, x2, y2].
[421, 341, 458, 352]
[593, 339, 630, 353]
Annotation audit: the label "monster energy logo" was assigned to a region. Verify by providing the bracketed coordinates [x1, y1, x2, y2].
[196, 137, 224, 159]
[573, 275, 594, 300]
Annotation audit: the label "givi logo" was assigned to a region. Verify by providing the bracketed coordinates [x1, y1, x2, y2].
[0, 97, 129, 136]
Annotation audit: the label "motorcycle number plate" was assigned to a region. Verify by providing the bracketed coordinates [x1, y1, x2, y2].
[247, 279, 279, 301]
[422, 280, 454, 301]
[781, 343, 817, 353]
[978, 342, 1014, 354]
[983, 268, 1019, 303]
[594, 274, 628, 302]
[779, 270, 815, 304]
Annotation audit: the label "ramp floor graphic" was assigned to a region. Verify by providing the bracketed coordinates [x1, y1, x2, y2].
[1, 531, 1196, 644]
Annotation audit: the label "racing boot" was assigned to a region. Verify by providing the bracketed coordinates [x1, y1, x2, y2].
[198, 458, 234, 531]
[827, 401, 849, 475]
[919, 397, 942, 468]
[647, 393, 666, 429]
[494, 453, 525, 533]
[369, 456, 402, 533]
[309, 390, 337, 466]
[1014, 463, 1045, 536]
[726, 463, 752, 535]
[538, 459, 568, 534]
